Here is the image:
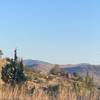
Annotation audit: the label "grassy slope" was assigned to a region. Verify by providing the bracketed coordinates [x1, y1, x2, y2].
[0, 59, 100, 100]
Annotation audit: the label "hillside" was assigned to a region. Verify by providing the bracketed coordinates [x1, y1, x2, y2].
[1, 59, 100, 86]
[23, 59, 100, 76]
[0, 58, 100, 99]
[23, 60, 100, 86]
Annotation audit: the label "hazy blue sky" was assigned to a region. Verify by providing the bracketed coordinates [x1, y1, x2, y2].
[0, 0, 100, 64]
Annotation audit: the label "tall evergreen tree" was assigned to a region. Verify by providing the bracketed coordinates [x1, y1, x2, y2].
[14, 49, 17, 62]
[1, 49, 26, 85]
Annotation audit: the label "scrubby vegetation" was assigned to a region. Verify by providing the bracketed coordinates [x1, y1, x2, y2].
[0, 50, 100, 100]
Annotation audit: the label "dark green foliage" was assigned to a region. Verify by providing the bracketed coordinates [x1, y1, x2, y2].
[1, 50, 26, 85]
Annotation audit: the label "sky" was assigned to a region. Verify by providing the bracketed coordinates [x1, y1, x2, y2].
[0, 0, 100, 64]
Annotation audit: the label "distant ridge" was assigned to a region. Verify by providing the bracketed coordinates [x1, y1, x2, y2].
[23, 59, 50, 68]
[63, 63, 100, 86]
[23, 59, 54, 72]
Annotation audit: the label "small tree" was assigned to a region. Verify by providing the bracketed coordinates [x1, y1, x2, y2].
[1, 49, 26, 86]
[49, 64, 61, 75]
[84, 72, 94, 90]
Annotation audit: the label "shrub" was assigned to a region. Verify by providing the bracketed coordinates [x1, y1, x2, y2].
[84, 72, 94, 90]
[49, 64, 61, 75]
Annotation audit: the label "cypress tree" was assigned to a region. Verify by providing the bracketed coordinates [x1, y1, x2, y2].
[1, 49, 26, 86]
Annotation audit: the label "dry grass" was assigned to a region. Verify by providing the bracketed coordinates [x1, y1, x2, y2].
[0, 83, 99, 100]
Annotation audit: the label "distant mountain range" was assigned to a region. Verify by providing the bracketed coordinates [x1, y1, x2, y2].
[63, 63, 100, 86]
[23, 59, 50, 67]
[23, 59, 100, 86]
[23, 59, 53, 72]
[63, 63, 100, 75]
